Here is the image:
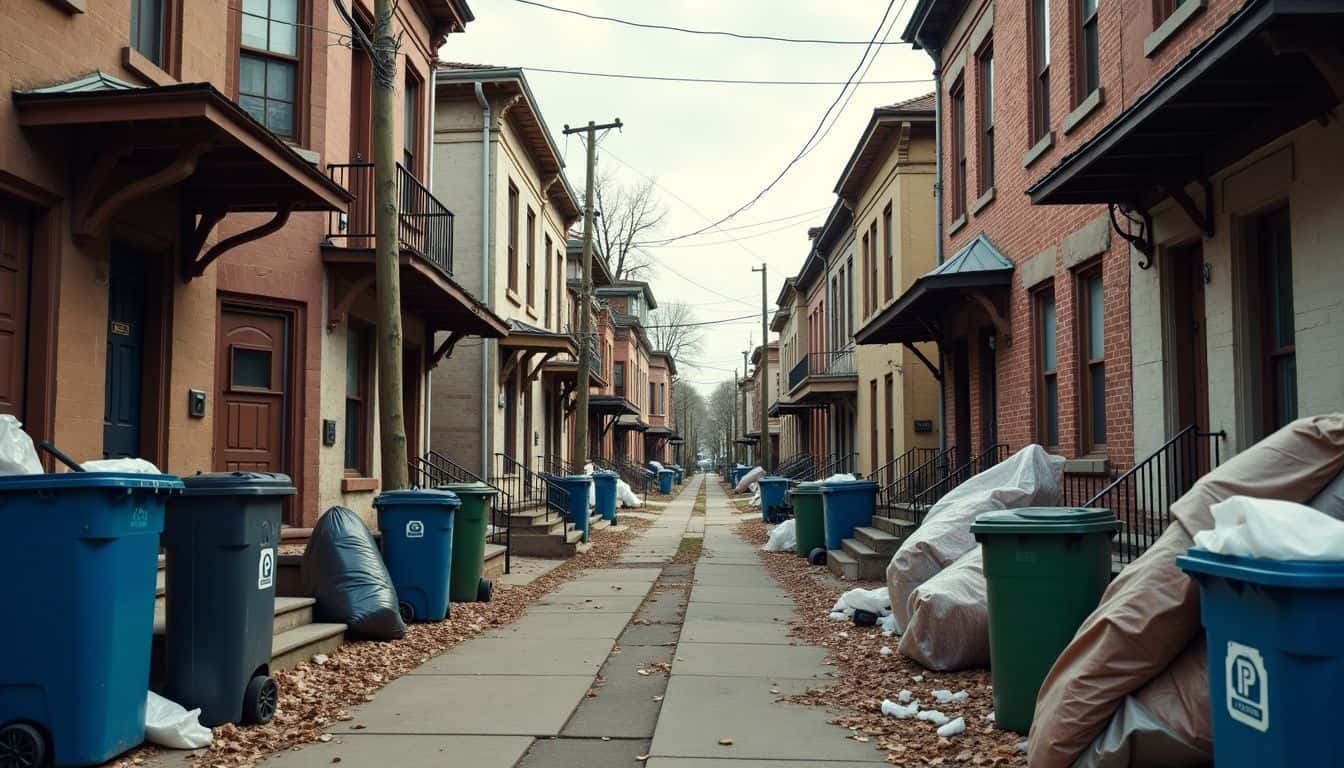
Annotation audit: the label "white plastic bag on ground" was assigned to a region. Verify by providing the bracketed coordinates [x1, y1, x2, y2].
[82, 458, 162, 474]
[1192, 495, 1344, 560]
[0, 415, 41, 475]
[144, 691, 212, 749]
[617, 479, 643, 508]
[898, 548, 990, 671]
[734, 466, 765, 494]
[887, 445, 1064, 633]
[830, 586, 891, 618]
[763, 519, 797, 552]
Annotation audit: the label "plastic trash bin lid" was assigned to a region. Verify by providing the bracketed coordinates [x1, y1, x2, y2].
[1177, 549, 1344, 589]
[970, 506, 1120, 535]
[592, 470, 619, 478]
[789, 481, 823, 496]
[819, 479, 879, 492]
[0, 472, 185, 492]
[179, 471, 296, 496]
[439, 481, 498, 499]
[374, 488, 461, 508]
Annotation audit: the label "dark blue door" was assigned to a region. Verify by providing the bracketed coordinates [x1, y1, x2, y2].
[104, 246, 144, 459]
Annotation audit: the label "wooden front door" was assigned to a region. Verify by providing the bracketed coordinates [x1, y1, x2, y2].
[0, 200, 30, 419]
[953, 339, 971, 467]
[523, 379, 534, 471]
[403, 346, 422, 458]
[1168, 243, 1210, 469]
[104, 246, 146, 458]
[216, 308, 289, 473]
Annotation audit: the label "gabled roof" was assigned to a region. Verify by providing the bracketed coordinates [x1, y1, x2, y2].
[932, 233, 1014, 275]
[22, 71, 138, 93]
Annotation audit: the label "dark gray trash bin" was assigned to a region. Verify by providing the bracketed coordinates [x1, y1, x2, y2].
[163, 471, 296, 727]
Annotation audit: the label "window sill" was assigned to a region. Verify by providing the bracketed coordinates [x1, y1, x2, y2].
[43, 0, 84, 12]
[122, 46, 176, 87]
[1062, 88, 1104, 136]
[947, 213, 968, 236]
[1022, 131, 1055, 169]
[525, 306, 538, 320]
[1064, 456, 1111, 475]
[342, 476, 380, 492]
[970, 186, 996, 215]
[505, 289, 522, 308]
[1145, 0, 1206, 58]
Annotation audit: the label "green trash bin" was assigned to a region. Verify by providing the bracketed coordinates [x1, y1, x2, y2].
[789, 482, 826, 558]
[971, 507, 1121, 734]
[442, 482, 499, 603]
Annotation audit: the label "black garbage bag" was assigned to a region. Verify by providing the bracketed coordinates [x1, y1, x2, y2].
[302, 506, 406, 641]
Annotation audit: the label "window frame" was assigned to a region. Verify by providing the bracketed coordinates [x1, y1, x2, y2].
[1031, 0, 1052, 142]
[344, 322, 373, 476]
[402, 65, 425, 179]
[507, 182, 520, 295]
[543, 234, 554, 327]
[1076, 263, 1107, 454]
[1153, 0, 1192, 22]
[526, 207, 537, 307]
[503, 370, 518, 459]
[1256, 205, 1297, 436]
[950, 77, 968, 222]
[236, 0, 304, 141]
[869, 379, 879, 468]
[868, 221, 879, 314]
[976, 39, 996, 195]
[1074, 0, 1100, 104]
[882, 203, 895, 302]
[883, 372, 895, 465]
[614, 360, 626, 398]
[1034, 283, 1059, 449]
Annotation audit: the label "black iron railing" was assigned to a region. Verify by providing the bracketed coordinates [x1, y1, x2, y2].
[776, 453, 817, 480]
[491, 452, 569, 538]
[812, 451, 858, 480]
[879, 445, 959, 515]
[409, 450, 513, 574]
[1065, 425, 1225, 565]
[908, 443, 1010, 523]
[593, 455, 650, 503]
[788, 357, 809, 392]
[787, 350, 858, 393]
[871, 447, 940, 509]
[326, 162, 455, 275]
[538, 455, 578, 477]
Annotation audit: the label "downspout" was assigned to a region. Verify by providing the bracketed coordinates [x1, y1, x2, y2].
[928, 47, 948, 459]
[425, 77, 438, 453]
[475, 81, 492, 476]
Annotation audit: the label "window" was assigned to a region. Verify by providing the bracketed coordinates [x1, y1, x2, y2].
[1032, 0, 1052, 141]
[861, 230, 871, 317]
[231, 347, 272, 389]
[344, 325, 371, 473]
[846, 256, 855, 339]
[239, 0, 299, 138]
[977, 41, 995, 194]
[526, 208, 537, 307]
[503, 372, 517, 458]
[1034, 285, 1059, 447]
[1078, 266, 1106, 452]
[507, 182, 519, 294]
[1257, 206, 1297, 434]
[403, 70, 422, 176]
[868, 221, 879, 313]
[884, 373, 895, 464]
[614, 361, 626, 398]
[1075, 0, 1099, 101]
[882, 203, 894, 301]
[131, 0, 165, 65]
[544, 234, 554, 326]
[1154, 0, 1193, 22]
[650, 381, 656, 413]
[869, 379, 879, 468]
[950, 79, 968, 220]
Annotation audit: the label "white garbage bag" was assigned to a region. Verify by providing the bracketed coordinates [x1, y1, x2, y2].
[649, 460, 665, 472]
[81, 458, 162, 474]
[0, 415, 41, 475]
[830, 586, 891, 618]
[824, 473, 857, 483]
[898, 548, 990, 671]
[734, 466, 765, 494]
[763, 519, 797, 552]
[616, 479, 643, 508]
[144, 691, 212, 749]
[887, 445, 1064, 633]
[1192, 495, 1344, 560]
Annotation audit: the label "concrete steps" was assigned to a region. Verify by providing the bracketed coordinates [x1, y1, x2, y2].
[825, 547, 860, 580]
[151, 594, 348, 676]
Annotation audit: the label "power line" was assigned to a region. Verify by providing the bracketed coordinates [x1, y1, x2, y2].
[521, 66, 931, 87]
[511, 0, 914, 46]
[649, 0, 902, 246]
[640, 313, 759, 329]
[638, 217, 820, 249]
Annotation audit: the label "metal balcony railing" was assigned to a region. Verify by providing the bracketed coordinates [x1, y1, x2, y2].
[326, 162, 455, 276]
[788, 350, 857, 393]
[788, 357, 809, 391]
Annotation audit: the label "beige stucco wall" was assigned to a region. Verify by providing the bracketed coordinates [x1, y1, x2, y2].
[1130, 117, 1344, 462]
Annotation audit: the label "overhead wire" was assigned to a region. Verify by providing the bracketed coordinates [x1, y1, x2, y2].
[520, 66, 931, 87]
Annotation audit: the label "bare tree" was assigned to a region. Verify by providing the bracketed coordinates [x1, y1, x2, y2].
[705, 379, 738, 462]
[648, 302, 703, 362]
[593, 167, 666, 281]
[672, 383, 707, 464]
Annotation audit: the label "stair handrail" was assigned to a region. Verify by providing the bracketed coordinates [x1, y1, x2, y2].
[909, 443, 1009, 522]
[412, 452, 514, 574]
[493, 452, 569, 531]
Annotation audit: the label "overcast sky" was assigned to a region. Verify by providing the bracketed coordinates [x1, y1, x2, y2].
[442, 0, 934, 395]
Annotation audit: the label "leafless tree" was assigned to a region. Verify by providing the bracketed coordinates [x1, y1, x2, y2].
[592, 168, 666, 281]
[648, 302, 703, 362]
[672, 384, 707, 462]
[705, 379, 738, 462]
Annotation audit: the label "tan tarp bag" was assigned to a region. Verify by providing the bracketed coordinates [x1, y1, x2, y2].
[1028, 415, 1344, 768]
[898, 547, 990, 671]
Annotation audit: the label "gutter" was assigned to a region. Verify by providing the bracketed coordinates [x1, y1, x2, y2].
[475, 81, 493, 475]
[928, 48, 948, 458]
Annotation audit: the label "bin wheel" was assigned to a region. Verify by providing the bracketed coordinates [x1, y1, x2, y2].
[399, 601, 416, 623]
[243, 675, 279, 725]
[808, 548, 828, 566]
[0, 723, 46, 768]
[477, 578, 493, 603]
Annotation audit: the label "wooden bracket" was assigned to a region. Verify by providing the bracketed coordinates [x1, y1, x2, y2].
[904, 342, 942, 381]
[1161, 179, 1214, 238]
[498, 348, 523, 385]
[183, 208, 228, 266]
[78, 141, 210, 243]
[966, 290, 1011, 346]
[183, 203, 293, 281]
[527, 351, 559, 381]
[430, 330, 466, 368]
[327, 274, 375, 331]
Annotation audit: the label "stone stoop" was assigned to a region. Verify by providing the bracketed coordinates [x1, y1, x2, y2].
[483, 543, 507, 582]
[827, 521, 909, 582]
[152, 595, 348, 679]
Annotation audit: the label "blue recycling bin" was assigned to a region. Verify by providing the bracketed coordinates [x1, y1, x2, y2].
[0, 472, 183, 767]
[375, 488, 459, 623]
[673, 466, 684, 485]
[553, 475, 593, 542]
[592, 470, 618, 522]
[1178, 550, 1344, 766]
[732, 467, 748, 487]
[819, 479, 879, 550]
[758, 476, 791, 523]
[658, 468, 675, 494]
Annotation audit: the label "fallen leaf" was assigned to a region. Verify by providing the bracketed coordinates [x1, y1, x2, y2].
[718, 738, 734, 746]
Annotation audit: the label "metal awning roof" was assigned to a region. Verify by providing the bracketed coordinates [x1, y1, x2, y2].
[645, 426, 674, 437]
[1028, 0, 1344, 207]
[614, 415, 650, 432]
[588, 395, 639, 417]
[855, 233, 1013, 346]
[500, 319, 579, 355]
[769, 399, 826, 417]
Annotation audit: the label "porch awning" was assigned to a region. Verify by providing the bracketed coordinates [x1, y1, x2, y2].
[500, 319, 579, 355]
[324, 251, 507, 339]
[645, 426, 674, 438]
[614, 415, 650, 432]
[1028, 0, 1344, 207]
[734, 437, 757, 445]
[668, 435, 685, 445]
[589, 395, 639, 417]
[855, 233, 1013, 346]
[769, 398, 825, 417]
[540, 358, 608, 388]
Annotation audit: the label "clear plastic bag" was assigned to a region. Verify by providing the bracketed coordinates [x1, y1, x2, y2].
[0, 415, 41, 475]
[144, 691, 212, 749]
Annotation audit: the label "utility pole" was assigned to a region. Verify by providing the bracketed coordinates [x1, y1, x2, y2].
[740, 353, 749, 465]
[752, 263, 770, 471]
[562, 118, 623, 469]
[732, 368, 739, 466]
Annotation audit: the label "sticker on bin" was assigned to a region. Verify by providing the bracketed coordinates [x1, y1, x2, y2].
[406, 520, 425, 539]
[131, 504, 149, 529]
[258, 548, 275, 590]
[1226, 641, 1269, 732]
